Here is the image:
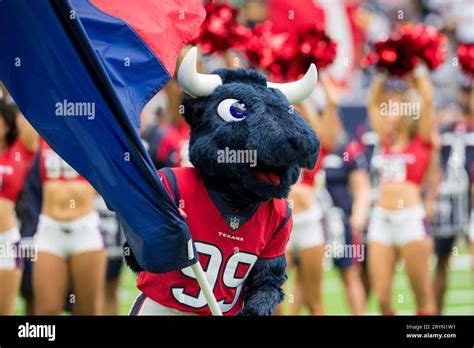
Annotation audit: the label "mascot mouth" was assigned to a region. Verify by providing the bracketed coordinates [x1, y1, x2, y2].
[251, 163, 287, 186]
[253, 171, 281, 185]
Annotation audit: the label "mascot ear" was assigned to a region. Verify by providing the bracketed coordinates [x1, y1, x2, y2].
[182, 96, 206, 126]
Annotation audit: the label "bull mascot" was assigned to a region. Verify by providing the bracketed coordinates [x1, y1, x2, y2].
[126, 47, 320, 316]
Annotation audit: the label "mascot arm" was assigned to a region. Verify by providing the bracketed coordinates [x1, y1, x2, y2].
[236, 255, 288, 316]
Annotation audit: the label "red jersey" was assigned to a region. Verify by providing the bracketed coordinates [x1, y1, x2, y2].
[137, 167, 292, 315]
[0, 138, 35, 201]
[381, 135, 433, 186]
[300, 146, 328, 187]
[39, 140, 86, 182]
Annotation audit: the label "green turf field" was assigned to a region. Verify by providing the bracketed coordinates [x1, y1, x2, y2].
[14, 249, 474, 315]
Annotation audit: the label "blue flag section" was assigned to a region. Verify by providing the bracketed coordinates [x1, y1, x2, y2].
[0, 0, 205, 273]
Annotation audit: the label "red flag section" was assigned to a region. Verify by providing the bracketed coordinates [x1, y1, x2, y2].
[91, 0, 205, 75]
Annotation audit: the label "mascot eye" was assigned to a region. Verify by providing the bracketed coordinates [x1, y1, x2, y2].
[217, 99, 248, 122]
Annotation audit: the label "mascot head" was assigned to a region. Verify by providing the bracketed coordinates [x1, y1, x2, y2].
[178, 47, 320, 203]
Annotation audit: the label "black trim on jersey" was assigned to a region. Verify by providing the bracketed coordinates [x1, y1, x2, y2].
[158, 167, 179, 205]
[270, 200, 291, 239]
[204, 184, 260, 231]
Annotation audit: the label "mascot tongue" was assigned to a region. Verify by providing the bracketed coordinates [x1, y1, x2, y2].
[254, 171, 281, 185]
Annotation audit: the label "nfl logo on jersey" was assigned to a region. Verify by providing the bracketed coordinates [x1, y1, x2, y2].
[229, 216, 240, 230]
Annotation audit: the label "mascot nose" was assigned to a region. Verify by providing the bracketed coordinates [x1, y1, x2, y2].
[284, 134, 319, 169]
[287, 136, 303, 152]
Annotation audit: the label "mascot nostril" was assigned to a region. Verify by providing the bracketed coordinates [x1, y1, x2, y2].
[130, 47, 320, 316]
[288, 136, 302, 152]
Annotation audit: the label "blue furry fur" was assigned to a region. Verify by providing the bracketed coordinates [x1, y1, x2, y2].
[236, 256, 287, 316]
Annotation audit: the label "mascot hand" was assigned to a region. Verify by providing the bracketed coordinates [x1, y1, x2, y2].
[236, 255, 287, 316]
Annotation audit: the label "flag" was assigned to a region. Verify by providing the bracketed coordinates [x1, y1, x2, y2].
[0, 0, 206, 273]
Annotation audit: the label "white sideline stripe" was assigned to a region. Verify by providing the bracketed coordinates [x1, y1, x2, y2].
[366, 306, 474, 315]
[444, 306, 474, 315]
[448, 255, 472, 270]
[445, 290, 474, 304]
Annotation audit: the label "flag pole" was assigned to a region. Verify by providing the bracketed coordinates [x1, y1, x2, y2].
[190, 262, 223, 316]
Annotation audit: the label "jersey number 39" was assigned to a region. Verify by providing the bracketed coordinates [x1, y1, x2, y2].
[171, 242, 258, 313]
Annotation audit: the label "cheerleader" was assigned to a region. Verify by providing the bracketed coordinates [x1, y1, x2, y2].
[0, 97, 38, 314]
[367, 70, 436, 315]
[33, 139, 106, 315]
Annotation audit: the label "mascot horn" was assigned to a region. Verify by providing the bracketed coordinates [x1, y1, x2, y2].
[178, 47, 317, 103]
[125, 47, 320, 316]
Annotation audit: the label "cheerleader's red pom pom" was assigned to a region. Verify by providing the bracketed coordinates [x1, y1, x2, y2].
[400, 24, 446, 70]
[363, 24, 446, 77]
[245, 21, 337, 81]
[191, 2, 251, 55]
[371, 36, 419, 77]
[457, 43, 474, 80]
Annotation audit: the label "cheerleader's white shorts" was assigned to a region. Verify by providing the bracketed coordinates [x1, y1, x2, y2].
[367, 204, 431, 246]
